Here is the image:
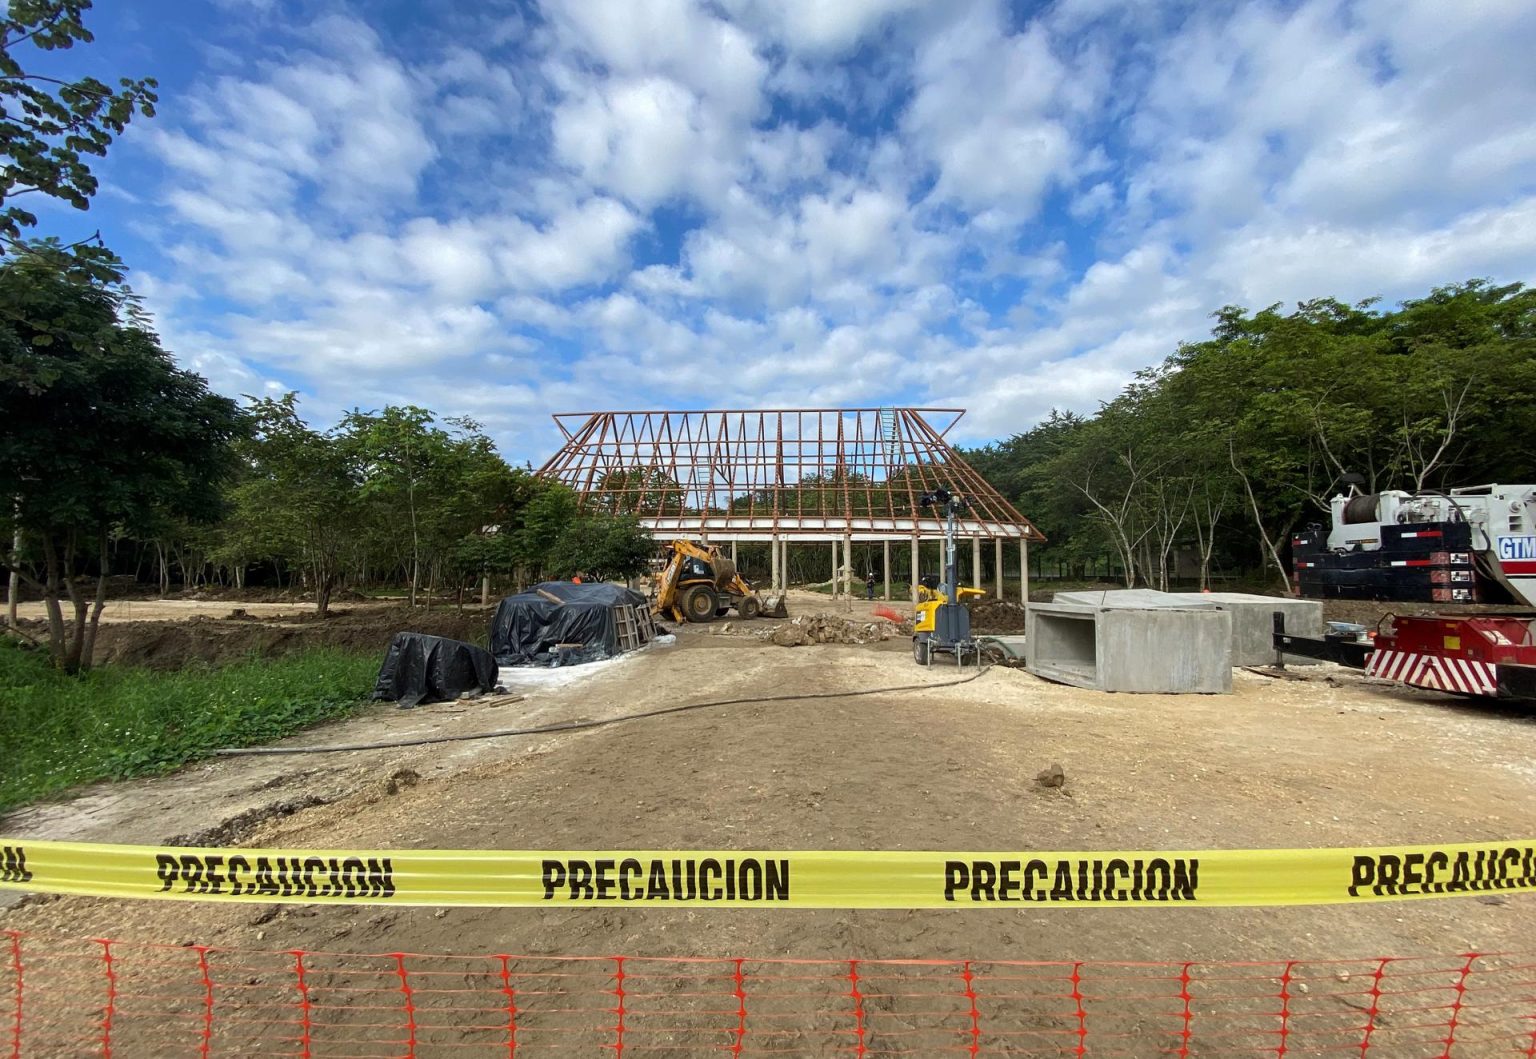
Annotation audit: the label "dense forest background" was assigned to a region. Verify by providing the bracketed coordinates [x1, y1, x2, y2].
[1, 257, 655, 670]
[962, 280, 1536, 591]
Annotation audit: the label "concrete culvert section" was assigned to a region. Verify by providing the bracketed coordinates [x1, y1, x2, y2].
[1027, 601, 1233, 693]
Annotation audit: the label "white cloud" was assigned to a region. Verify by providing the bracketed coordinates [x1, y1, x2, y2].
[1211, 196, 1536, 308]
[551, 75, 726, 207]
[719, 0, 938, 54]
[541, 0, 765, 111]
[162, 17, 436, 218]
[542, 0, 769, 208]
[903, 7, 1080, 218]
[494, 197, 643, 290]
[120, 0, 1536, 464]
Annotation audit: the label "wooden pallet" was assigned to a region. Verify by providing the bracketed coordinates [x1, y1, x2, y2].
[614, 604, 651, 653]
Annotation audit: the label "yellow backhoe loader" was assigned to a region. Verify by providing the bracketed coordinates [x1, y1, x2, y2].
[653, 540, 788, 623]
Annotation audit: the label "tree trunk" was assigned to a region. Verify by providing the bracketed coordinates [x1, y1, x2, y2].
[58, 533, 89, 675]
[1231, 447, 1295, 595]
[41, 534, 66, 668]
[315, 565, 334, 619]
[7, 524, 18, 629]
[79, 530, 109, 671]
[408, 473, 421, 610]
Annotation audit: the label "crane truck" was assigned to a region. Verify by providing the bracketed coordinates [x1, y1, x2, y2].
[1278, 480, 1536, 700]
[1291, 482, 1536, 606]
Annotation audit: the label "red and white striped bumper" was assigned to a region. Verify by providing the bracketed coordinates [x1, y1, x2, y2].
[1367, 649, 1498, 697]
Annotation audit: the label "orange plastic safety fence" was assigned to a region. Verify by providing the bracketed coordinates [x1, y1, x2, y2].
[3, 930, 1535, 1056]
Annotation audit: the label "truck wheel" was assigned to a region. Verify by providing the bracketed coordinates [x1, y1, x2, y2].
[681, 585, 719, 623]
[738, 596, 761, 620]
[913, 637, 930, 665]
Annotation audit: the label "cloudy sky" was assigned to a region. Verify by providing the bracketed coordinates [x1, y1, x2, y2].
[35, 0, 1536, 462]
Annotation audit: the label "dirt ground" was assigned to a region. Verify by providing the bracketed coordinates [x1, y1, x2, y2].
[11, 599, 496, 668]
[4, 586, 1534, 974]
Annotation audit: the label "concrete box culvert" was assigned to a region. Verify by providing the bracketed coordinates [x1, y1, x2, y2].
[1026, 602, 1233, 693]
[1053, 589, 1324, 667]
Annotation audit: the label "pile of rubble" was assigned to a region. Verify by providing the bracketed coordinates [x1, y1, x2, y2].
[758, 614, 911, 647]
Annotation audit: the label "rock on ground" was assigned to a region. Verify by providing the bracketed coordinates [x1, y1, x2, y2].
[759, 614, 910, 646]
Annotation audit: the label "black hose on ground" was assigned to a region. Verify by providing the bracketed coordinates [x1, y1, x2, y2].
[211, 665, 994, 757]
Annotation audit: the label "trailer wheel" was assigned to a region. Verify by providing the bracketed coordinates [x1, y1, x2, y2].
[680, 585, 719, 623]
[913, 637, 930, 665]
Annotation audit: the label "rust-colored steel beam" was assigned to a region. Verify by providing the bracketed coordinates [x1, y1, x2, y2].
[535, 408, 1044, 541]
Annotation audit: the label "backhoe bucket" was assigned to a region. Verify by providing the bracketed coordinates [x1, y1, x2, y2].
[759, 593, 789, 619]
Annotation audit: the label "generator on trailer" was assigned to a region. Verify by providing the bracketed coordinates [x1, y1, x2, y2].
[912, 488, 983, 666]
[1292, 482, 1536, 606]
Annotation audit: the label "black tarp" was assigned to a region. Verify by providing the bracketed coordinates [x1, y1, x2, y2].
[372, 632, 498, 708]
[490, 581, 649, 667]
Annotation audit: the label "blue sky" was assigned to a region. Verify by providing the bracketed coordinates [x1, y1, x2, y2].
[31, 0, 1536, 463]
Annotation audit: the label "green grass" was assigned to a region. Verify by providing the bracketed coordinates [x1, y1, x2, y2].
[803, 580, 915, 598]
[0, 642, 378, 813]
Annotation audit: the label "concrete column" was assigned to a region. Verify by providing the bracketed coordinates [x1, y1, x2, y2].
[843, 532, 853, 611]
[971, 536, 981, 590]
[830, 539, 838, 599]
[994, 538, 1003, 600]
[910, 535, 920, 603]
[480, 571, 490, 606]
[882, 540, 891, 601]
[770, 533, 780, 592]
[730, 540, 738, 568]
[1020, 538, 1030, 605]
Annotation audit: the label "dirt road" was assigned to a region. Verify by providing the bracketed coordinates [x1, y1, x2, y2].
[10, 598, 335, 623]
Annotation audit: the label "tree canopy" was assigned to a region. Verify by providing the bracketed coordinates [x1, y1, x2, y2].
[212, 397, 657, 619]
[1, 0, 158, 274]
[0, 256, 244, 670]
[965, 280, 1536, 590]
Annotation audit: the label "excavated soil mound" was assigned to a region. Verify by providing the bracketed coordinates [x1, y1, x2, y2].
[60, 607, 495, 669]
[965, 598, 1028, 634]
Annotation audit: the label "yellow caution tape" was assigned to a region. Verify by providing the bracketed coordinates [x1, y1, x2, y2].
[2, 838, 1532, 908]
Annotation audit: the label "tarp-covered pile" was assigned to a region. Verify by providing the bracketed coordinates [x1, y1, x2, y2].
[373, 632, 498, 708]
[491, 581, 650, 667]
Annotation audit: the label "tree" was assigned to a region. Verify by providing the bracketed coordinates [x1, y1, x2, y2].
[226, 395, 356, 619]
[342, 407, 528, 607]
[342, 406, 439, 608]
[1, 1, 158, 273]
[545, 515, 654, 582]
[962, 280, 1536, 591]
[510, 480, 580, 572]
[0, 255, 243, 670]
